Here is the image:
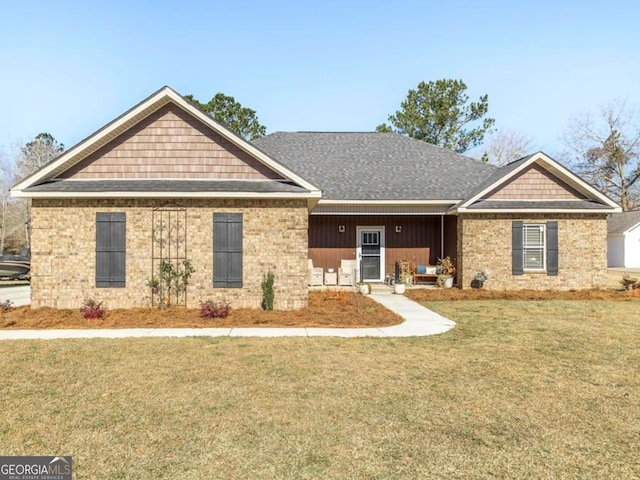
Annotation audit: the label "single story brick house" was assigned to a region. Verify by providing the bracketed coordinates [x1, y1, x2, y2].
[12, 86, 620, 309]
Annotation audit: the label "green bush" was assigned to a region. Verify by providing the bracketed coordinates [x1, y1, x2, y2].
[261, 271, 275, 310]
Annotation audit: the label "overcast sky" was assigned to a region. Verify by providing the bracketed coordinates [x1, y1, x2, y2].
[0, 0, 638, 160]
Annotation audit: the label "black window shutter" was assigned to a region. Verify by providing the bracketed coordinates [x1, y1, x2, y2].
[213, 213, 243, 288]
[546, 221, 558, 276]
[96, 212, 126, 287]
[512, 221, 523, 276]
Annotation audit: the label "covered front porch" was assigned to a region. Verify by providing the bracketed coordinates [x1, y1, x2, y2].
[308, 214, 458, 283]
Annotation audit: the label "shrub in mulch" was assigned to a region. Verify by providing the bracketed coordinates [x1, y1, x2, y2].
[0, 300, 14, 312]
[199, 299, 231, 319]
[0, 292, 402, 329]
[80, 299, 106, 319]
[619, 273, 640, 291]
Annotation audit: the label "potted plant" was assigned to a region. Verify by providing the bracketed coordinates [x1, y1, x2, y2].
[395, 260, 412, 294]
[471, 271, 488, 289]
[437, 256, 456, 288]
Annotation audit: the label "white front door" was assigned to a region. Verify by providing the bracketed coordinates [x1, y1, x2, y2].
[356, 226, 385, 282]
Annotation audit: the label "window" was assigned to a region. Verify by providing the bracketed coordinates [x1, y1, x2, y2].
[95, 212, 126, 287]
[213, 213, 243, 288]
[523, 224, 545, 270]
[362, 232, 379, 245]
[512, 221, 558, 276]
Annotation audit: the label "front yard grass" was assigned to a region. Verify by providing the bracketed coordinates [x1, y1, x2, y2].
[1, 300, 638, 478]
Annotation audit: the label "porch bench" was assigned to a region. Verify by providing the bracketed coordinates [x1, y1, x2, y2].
[413, 265, 439, 285]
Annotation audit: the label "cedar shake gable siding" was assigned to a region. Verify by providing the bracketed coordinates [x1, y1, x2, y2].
[58, 104, 284, 181]
[484, 164, 586, 201]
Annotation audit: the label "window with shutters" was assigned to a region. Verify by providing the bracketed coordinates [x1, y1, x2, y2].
[213, 213, 243, 288]
[96, 212, 126, 287]
[523, 224, 545, 271]
[512, 221, 558, 276]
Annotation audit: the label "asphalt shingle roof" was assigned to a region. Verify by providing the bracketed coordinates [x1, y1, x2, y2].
[253, 132, 497, 201]
[607, 210, 640, 235]
[25, 179, 309, 194]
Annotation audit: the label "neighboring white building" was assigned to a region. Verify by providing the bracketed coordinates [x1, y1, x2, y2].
[607, 211, 640, 268]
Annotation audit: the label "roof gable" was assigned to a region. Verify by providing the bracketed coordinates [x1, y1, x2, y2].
[453, 152, 621, 213]
[12, 87, 321, 198]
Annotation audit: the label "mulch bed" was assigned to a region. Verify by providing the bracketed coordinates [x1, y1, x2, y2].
[0, 291, 403, 329]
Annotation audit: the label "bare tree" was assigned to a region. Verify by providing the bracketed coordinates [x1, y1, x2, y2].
[563, 99, 640, 211]
[5, 133, 65, 250]
[16, 132, 64, 179]
[479, 129, 534, 166]
[0, 151, 14, 252]
[0, 147, 26, 252]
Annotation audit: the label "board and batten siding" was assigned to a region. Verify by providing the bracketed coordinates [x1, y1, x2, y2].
[58, 104, 283, 181]
[308, 215, 457, 274]
[486, 164, 586, 200]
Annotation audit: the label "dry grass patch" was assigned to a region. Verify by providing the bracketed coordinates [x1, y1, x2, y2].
[406, 287, 640, 302]
[607, 268, 640, 290]
[0, 291, 402, 329]
[1, 301, 639, 478]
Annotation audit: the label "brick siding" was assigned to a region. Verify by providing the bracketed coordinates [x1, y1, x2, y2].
[30, 198, 308, 310]
[457, 213, 607, 290]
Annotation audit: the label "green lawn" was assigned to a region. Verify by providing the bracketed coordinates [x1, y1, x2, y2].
[1, 300, 639, 479]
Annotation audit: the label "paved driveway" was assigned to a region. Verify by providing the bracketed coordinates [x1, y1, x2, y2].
[0, 285, 30, 307]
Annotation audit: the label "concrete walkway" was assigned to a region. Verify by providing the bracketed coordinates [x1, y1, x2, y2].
[0, 290, 455, 340]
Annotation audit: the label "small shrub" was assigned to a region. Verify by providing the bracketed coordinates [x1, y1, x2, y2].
[148, 258, 195, 308]
[261, 270, 275, 311]
[619, 273, 639, 291]
[80, 299, 106, 319]
[199, 299, 231, 319]
[0, 299, 14, 312]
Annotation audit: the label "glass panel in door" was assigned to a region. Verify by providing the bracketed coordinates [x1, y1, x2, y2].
[361, 230, 381, 280]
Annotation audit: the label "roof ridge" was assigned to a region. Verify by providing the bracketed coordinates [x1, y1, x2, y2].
[293, 131, 379, 134]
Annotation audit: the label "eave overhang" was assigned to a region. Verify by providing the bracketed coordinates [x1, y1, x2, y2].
[311, 199, 459, 215]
